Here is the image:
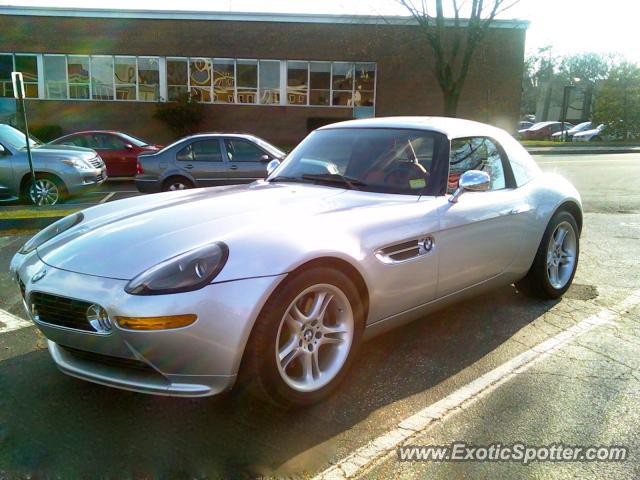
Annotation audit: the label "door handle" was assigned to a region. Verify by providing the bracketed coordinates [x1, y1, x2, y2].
[229, 165, 238, 170]
[184, 164, 194, 170]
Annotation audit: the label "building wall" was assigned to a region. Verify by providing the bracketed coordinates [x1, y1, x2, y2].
[1, 14, 526, 146]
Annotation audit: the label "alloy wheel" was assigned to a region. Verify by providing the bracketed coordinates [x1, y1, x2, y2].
[29, 179, 60, 205]
[546, 221, 577, 289]
[275, 284, 354, 393]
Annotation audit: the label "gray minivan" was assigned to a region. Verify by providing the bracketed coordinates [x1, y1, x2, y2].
[135, 133, 285, 193]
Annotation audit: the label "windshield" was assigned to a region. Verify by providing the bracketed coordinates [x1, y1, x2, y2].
[118, 132, 149, 147]
[270, 128, 445, 195]
[0, 124, 42, 150]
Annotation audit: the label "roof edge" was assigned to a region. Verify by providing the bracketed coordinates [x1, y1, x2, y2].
[0, 6, 529, 28]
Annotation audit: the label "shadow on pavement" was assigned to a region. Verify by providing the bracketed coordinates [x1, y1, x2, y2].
[0, 287, 559, 478]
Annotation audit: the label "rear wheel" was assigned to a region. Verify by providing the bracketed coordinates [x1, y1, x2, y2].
[22, 174, 66, 205]
[516, 211, 579, 299]
[162, 176, 194, 192]
[241, 267, 364, 408]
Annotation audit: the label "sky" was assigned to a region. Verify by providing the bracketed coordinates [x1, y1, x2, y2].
[2, 0, 639, 62]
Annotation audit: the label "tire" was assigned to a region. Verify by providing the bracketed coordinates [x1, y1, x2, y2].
[240, 267, 365, 408]
[162, 176, 194, 192]
[516, 210, 579, 299]
[22, 174, 66, 205]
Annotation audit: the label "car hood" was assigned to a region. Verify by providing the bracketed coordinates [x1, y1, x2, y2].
[37, 182, 420, 280]
[33, 144, 98, 161]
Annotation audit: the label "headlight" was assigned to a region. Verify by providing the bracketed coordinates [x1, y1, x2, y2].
[19, 212, 83, 255]
[63, 158, 93, 171]
[125, 242, 229, 295]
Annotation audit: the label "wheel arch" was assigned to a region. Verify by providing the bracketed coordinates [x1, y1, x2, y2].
[19, 171, 67, 194]
[233, 255, 370, 379]
[554, 200, 583, 235]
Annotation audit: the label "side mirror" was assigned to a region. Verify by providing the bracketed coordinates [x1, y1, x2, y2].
[124, 143, 134, 151]
[0, 144, 6, 155]
[449, 170, 490, 203]
[260, 154, 271, 162]
[266, 159, 281, 175]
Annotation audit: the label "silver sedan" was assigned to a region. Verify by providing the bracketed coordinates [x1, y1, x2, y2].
[10, 117, 582, 407]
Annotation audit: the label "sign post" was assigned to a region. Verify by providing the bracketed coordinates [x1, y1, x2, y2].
[12, 72, 38, 205]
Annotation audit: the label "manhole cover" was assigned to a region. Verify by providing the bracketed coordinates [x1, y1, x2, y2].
[565, 283, 599, 301]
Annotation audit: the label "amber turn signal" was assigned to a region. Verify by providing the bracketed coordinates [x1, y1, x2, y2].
[115, 314, 197, 330]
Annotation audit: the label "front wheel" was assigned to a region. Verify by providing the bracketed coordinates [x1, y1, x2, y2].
[241, 267, 364, 407]
[24, 175, 66, 205]
[516, 211, 579, 299]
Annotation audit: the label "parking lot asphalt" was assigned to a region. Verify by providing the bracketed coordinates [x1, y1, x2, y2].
[0, 153, 638, 479]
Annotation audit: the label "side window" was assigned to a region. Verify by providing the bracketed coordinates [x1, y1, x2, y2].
[448, 137, 506, 192]
[61, 135, 88, 148]
[224, 139, 266, 162]
[176, 144, 193, 162]
[90, 134, 126, 150]
[192, 140, 223, 162]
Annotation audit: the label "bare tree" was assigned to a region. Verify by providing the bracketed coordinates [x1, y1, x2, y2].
[395, 0, 521, 117]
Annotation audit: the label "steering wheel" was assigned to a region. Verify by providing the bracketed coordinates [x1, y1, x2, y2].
[384, 162, 428, 188]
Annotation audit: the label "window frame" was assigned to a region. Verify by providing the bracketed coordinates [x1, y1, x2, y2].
[177, 139, 224, 163]
[222, 137, 270, 163]
[448, 136, 517, 192]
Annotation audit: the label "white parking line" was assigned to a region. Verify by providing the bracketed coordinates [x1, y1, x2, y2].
[98, 192, 116, 204]
[314, 289, 640, 480]
[0, 308, 32, 334]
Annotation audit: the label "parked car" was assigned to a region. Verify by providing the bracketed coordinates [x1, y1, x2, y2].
[0, 124, 107, 205]
[135, 133, 286, 193]
[518, 121, 534, 131]
[572, 124, 607, 142]
[551, 122, 592, 141]
[518, 121, 574, 140]
[50, 130, 160, 177]
[11, 117, 583, 406]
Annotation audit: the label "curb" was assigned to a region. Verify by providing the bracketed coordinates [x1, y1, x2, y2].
[526, 147, 640, 155]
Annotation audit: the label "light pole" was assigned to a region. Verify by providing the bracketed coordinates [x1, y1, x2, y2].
[560, 77, 581, 142]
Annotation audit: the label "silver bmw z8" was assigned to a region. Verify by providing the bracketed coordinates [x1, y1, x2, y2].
[11, 117, 582, 407]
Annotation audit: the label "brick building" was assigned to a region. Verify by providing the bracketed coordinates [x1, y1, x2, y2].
[0, 6, 527, 146]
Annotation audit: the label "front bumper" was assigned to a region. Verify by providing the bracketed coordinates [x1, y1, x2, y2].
[11, 250, 284, 397]
[65, 167, 108, 195]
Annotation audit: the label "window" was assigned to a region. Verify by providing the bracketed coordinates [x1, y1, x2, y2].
[354, 63, 375, 107]
[259, 60, 280, 105]
[177, 140, 222, 162]
[15, 55, 39, 98]
[44, 55, 67, 99]
[332, 62, 353, 106]
[189, 57, 212, 102]
[224, 139, 265, 162]
[236, 60, 257, 104]
[114, 56, 137, 100]
[59, 135, 89, 147]
[68, 55, 90, 99]
[0, 54, 14, 97]
[449, 137, 506, 192]
[167, 58, 188, 101]
[309, 62, 330, 106]
[88, 133, 126, 150]
[213, 59, 235, 103]
[91, 56, 114, 100]
[287, 61, 308, 105]
[138, 57, 159, 101]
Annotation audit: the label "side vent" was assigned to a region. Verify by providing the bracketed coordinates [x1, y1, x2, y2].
[375, 236, 435, 264]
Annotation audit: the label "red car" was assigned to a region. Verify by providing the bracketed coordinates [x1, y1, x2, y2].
[518, 121, 574, 141]
[50, 131, 161, 177]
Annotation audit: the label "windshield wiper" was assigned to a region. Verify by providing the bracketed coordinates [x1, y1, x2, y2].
[301, 173, 367, 189]
[269, 175, 313, 184]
